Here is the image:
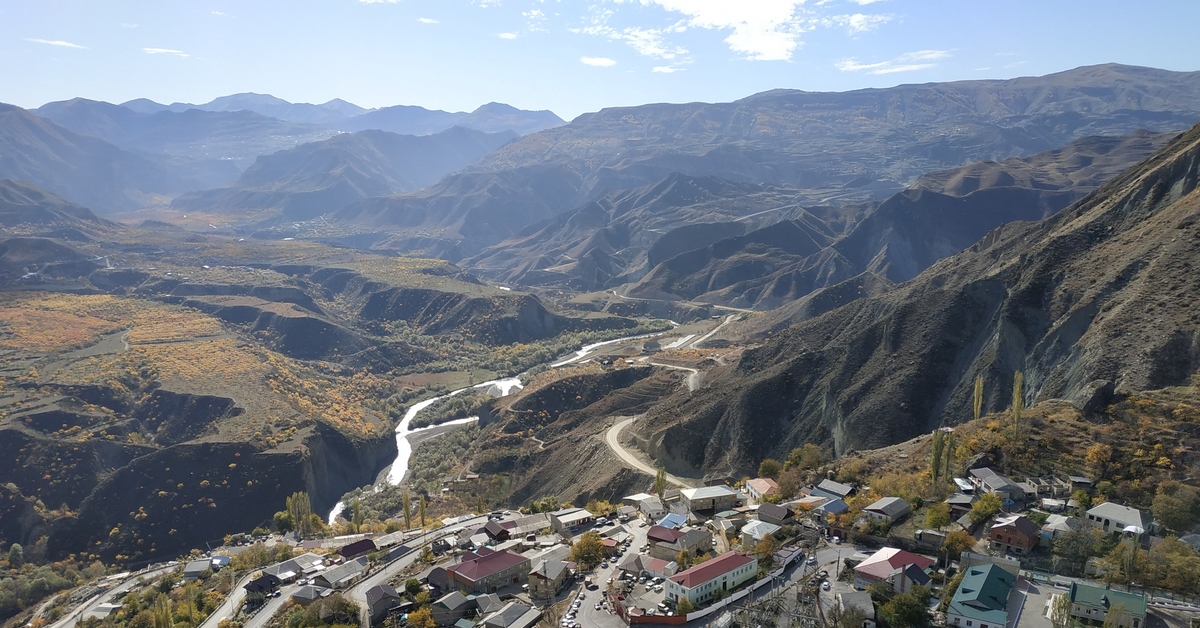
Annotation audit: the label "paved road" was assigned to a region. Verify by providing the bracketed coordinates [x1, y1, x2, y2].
[604, 418, 699, 488]
[243, 584, 297, 628]
[198, 571, 255, 628]
[644, 361, 700, 391]
[51, 565, 176, 628]
[689, 314, 736, 349]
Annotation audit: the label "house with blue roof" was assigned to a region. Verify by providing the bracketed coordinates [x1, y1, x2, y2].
[946, 563, 1016, 628]
[657, 513, 688, 529]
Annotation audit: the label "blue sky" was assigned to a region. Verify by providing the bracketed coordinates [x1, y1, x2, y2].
[4, 0, 1199, 120]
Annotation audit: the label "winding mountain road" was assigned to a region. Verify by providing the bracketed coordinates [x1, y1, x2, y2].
[603, 418, 699, 488]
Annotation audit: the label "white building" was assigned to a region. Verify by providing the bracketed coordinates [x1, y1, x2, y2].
[665, 552, 757, 607]
[1085, 502, 1150, 537]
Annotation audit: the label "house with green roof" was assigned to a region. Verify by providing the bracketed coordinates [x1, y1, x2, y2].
[1066, 582, 1147, 628]
[946, 563, 1016, 628]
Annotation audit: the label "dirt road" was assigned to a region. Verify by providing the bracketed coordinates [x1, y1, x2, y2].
[604, 418, 699, 488]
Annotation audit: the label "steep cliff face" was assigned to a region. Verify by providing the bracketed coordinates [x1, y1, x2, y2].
[636, 122, 1200, 475]
[45, 421, 396, 561]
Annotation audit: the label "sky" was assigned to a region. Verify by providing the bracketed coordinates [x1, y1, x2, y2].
[4, 0, 1200, 121]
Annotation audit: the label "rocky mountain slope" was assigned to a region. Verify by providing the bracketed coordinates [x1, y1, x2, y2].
[0, 104, 202, 213]
[620, 130, 1175, 312]
[630, 120, 1200, 478]
[0, 179, 118, 236]
[336, 64, 1200, 259]
[171, 127, 517, 221]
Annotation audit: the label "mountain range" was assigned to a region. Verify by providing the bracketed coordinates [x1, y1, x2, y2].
[119, 93, 565, 136]
[632, 119, 1200, 475]
[331, 64, 1200, 262]
[171, 126, 518, 222]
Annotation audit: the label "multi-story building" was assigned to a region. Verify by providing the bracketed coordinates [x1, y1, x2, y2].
[664, 552, 757, 607]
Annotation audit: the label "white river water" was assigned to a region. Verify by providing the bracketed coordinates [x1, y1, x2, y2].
[327, 328, 670, 523]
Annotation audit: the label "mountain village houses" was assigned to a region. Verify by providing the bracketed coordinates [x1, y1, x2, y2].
[212, 455, 1180, 628]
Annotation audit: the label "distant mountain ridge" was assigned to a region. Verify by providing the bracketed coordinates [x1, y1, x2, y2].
[118, 93, 565, 136]
[172, 126, 518, 221]
[336, 64, 1200, 260]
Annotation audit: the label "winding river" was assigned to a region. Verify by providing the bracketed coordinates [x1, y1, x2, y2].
[328, 329, 668, 523]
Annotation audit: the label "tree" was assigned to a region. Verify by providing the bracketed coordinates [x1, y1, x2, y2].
[942, 530, 976, 563]
[1053, 525, 1106, 573]
[1071, 489, 1092, 513]
[1049, 592, 1072, 628]
[754, 535, 780, 559]
[654, 467, 668, 499]
[285, 492, 313, 536]
[879, 585, 930, 628]
[968, 492, 1002, 525]
[569, 531, 605, 570]
[477, 495, 485, 516]
[924, 502, 951, 530]
[676, 549, 692, 569]
[973, 374, 984, 422]
[419, 494, 427, 527]
[1147, 536, 1200, 593]
[402, 490, 412, 529]
[1102, 602, 1128, 628]
[1085, 443, 1114, 479]
[758, 459, 783, 479]
[1152, 481, 1200, 532]
[1011, 371, 1023, 437]
[6, 543, 22, 568]
[1098, 542, 1146, 588]
[943, 430, 956, 477]
[404, 579, 423, 597]
[407, 607, 436, 628]
[351, 498, 364, 533]
[273, 511, 295, 533]
[786, 444, 824, 471]
[152, 594, 172, 628]
[930, 430, 945, 482]
[675, 598, 695, 614]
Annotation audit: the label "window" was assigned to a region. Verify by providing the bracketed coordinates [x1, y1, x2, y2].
[967, 622, 972, 627]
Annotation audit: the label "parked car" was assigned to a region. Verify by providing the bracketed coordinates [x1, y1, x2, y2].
[821, 581, 831, 591]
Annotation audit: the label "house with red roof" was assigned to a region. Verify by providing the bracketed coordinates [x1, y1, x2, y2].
[852, 547, 934, 593]
[446, 549, 532, 593]
[664, 552, 757, 606]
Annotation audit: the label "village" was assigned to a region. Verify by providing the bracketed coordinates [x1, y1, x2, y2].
[35, 450, 1200, 628]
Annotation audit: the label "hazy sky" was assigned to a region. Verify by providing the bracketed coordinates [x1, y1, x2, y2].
[4, 0, 1199, 120]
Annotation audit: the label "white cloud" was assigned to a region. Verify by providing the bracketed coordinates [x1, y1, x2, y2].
[417, 17, 438, 24]
[357, 0, 401, 3]
[848, 0, 885, 4]
[582, 23, 688, 60]
[497, 32, 519, 39]
[211, 11, 228, 16]
[144, 47, 189, 57]
[26, 38, 86, 49]
[652, 65, 683, 73]
[523, 8, 548, 32]
[836, 49, 951, 75]
[119, 23, 138, 28]
[898, 49, 952, 61]
[620, 0, 814, 61]
[581, 56, 617, 67]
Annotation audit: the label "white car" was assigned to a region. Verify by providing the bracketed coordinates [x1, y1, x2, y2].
[821, 581, 831, 591]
